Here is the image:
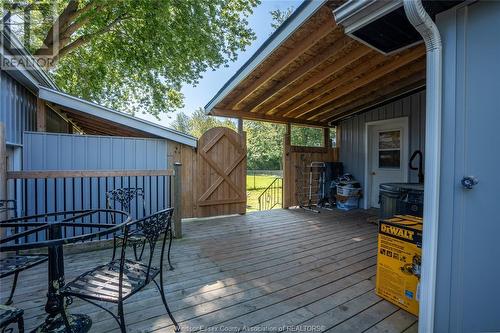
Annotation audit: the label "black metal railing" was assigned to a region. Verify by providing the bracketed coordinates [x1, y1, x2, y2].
[258, 177, 283, 211]
[5, 170, 174, 242]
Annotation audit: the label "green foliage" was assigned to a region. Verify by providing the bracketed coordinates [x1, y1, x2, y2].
[246, 174, 278, 211]
[171, 108, 235, 138]
[245, 121, 284, 170]
[269, 6, 294, 30]
[290, 126, 324, 147]
[7, 0, 260, 117]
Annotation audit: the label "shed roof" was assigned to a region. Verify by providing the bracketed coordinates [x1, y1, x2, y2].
[205, 0, 426, 126]
[38, 87, 197, 147]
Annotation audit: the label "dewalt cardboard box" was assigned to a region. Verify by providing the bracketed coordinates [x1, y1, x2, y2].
[376, 215, 423, 316]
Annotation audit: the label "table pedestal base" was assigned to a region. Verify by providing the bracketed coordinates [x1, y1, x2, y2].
[35, 314, 91, 333]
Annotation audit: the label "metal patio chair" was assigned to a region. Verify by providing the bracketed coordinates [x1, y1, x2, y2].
[0, 304, 24, 333]
[61, 208, 180, 332]
[0, 200, 48, 305]
[106, 188, 148, 262]
[106, 188, 175, 270]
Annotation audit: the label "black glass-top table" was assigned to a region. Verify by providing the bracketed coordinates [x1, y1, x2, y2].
[0, 209, 131, 333]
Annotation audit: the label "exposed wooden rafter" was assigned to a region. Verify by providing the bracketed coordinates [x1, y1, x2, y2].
[313, 63, 426, 122]
[212, 108, 325, 127]
[284, 45, 425, 119]
[244, 35, 353, 113]
[229, 8, 337, 109]
[261, 45, 373, 115]
[325, 74, 427, 124]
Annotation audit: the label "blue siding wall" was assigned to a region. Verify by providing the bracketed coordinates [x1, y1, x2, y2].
[23, 132, 168, 170]
[339, 90, 426, 187]
[0, 71, 37, 145]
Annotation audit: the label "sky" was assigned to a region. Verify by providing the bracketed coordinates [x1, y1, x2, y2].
[138, 0, 302, 127]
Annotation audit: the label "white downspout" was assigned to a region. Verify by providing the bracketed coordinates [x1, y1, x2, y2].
[403, 1, 442, 332]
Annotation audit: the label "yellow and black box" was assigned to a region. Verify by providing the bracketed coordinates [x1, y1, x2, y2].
[376, 215, 423, 316]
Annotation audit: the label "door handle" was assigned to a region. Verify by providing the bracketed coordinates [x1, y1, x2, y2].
[461, 176, 478, 190]
[371, 172, 376, 176]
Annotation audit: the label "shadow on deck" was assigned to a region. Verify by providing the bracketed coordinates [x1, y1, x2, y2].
[1, 208, 418, 332]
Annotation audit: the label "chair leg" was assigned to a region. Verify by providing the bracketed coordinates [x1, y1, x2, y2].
[17, 314, 24, 333]
[60, 308, 73, 333]
[5, 272, 19, 305]
[118, 302, 126, 333]
[155, 281, 180, 332]
[167, 230, 174, 271]
[133, 244, 139, 261]
[137, 240, 146, 261]
[112, 237, 118, 262]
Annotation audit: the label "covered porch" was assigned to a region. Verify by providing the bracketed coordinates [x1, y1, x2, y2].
[1, 209, 417, 332]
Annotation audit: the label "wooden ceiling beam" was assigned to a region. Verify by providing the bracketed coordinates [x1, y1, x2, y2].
[323, 74, 427, 124]
[273, 51, 387, 117]
[244, 35, 354, 113]
[229, 9, 337, 109]
[285, 45, 425, 118]
[260, 45, 373, 115]
[212, 108, 327, 128]
[309, 62, 426, 121]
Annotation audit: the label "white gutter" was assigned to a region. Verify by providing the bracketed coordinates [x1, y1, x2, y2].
[403, 1, 442, 332]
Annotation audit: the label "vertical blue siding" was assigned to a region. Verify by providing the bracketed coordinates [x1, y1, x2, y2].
[339, 90, 426, 188]
[23, 132, 168, 170]
[0, 71, 37, 145]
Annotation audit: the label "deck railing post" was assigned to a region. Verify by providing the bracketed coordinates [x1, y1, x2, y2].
[172, 162, 182, 238]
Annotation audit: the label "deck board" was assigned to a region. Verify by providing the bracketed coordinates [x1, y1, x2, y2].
[1, 208, 417, 332]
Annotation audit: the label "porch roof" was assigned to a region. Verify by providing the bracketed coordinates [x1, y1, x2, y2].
[204, 1, 426, 127]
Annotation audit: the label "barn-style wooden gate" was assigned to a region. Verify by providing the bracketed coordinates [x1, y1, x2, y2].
[195, 127, 246, 217]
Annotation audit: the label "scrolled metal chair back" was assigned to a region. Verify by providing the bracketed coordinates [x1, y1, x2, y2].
[118, 208, 174, 280]
[106, 188, 146, 219]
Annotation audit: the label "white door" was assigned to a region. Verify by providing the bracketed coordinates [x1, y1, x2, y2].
[368, 118, 408, 208]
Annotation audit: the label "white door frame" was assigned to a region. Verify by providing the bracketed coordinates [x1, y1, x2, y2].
[363, 117, 409, 209]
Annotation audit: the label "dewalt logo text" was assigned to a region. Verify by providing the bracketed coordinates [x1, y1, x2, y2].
[381, 224, 415, 241]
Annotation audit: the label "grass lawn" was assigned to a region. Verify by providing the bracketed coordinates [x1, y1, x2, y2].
[246, 174, 280, 212]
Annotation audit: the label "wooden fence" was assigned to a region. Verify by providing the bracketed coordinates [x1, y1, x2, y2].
[282, 126, 340, 208]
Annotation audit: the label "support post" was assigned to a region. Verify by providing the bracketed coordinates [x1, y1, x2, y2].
[283, 123, 291, 208]
[172, 162, 182, 238]
[237, 118, 243, 135]
[323, 127, 330, 148]
[36, 98, 47, 132]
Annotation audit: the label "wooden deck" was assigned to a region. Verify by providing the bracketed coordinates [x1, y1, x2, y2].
[1, 208, 418, 332]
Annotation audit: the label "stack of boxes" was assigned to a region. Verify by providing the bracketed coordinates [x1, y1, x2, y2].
[376, 215, 423, 316]
[336, 184, 362, 211]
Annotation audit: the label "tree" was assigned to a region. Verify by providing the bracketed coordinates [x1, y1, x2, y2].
[171, 113, 191, 134]
[270, 7, 294, 30]
[290, 126, 324, 147]
[246, 121, 285, 170]
[4, 0, 260, 117]
[171, 108, 235, 139]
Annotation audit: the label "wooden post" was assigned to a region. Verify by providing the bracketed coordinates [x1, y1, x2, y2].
[36, 98, 47, 132]
[237, 118, 243, 135]
[323, 127, 330, 148]
[0, 123, 7, 246]
[283, 123, 291, 208]
[172, 162, 182, 238]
